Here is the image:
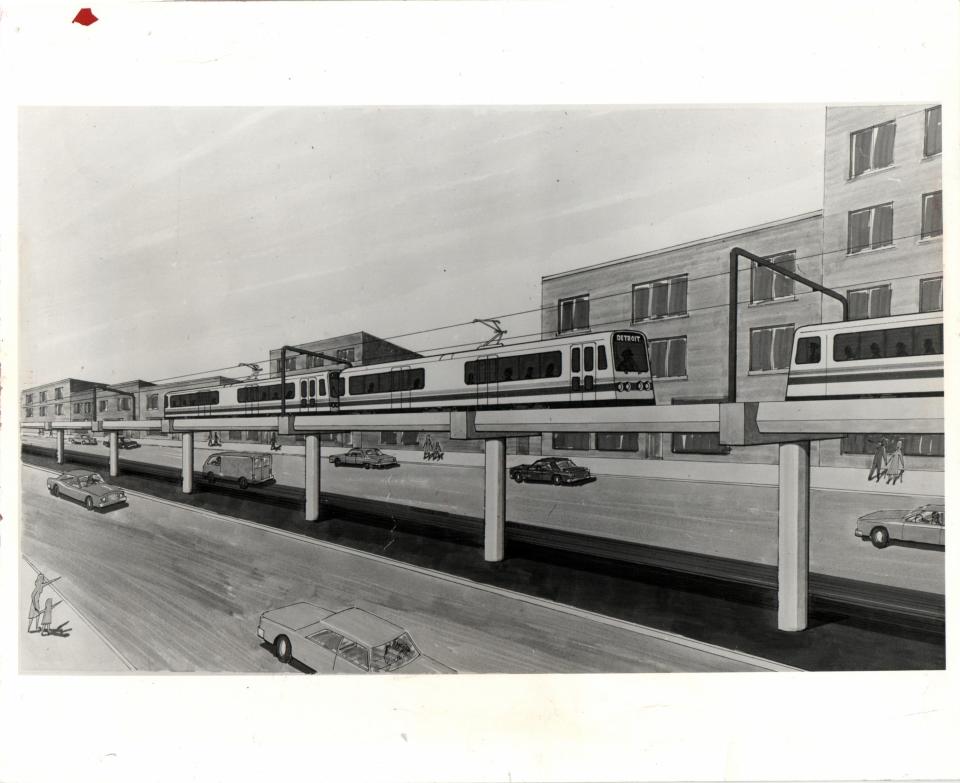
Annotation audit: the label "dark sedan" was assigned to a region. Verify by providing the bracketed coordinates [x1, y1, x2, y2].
[101, 436, 141, 449]
[510, 457, 592, 486]
[329, 447, 398, 469]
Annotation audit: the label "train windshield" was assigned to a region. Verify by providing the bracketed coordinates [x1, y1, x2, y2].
[612, 333, 648, 374]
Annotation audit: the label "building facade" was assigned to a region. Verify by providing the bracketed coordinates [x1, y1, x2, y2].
[21, 378, 100, 426]
[268, 331, 421, 377]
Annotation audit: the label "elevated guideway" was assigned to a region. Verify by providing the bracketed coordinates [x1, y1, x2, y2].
[22, 395, 943, 634]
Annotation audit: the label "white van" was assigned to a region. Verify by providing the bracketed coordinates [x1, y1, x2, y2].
[202, 452, 274, 489]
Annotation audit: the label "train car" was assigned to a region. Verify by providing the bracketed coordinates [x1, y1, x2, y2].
[338, 330, 654, 412]
[785, 312, 943, 400]
[164, 371, 340, 419]
[163, 330, 654, 418]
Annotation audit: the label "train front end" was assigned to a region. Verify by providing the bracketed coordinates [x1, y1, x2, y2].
[610, 331, 655, 404]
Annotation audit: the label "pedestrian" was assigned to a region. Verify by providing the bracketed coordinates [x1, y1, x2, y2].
[27, 572, 59, 633]
[40, 597, 62, 636]
[432, 441, 444, 461]
[867, 438, 888, 483]
[423, 435, 433, 460]
[885, 440, 905, 485]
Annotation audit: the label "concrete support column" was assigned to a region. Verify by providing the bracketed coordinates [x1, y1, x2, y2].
[56, 430, 65, 464]
[109, 431, 119, 477]
[305, 434, 321, 522]
[181, 432, 194, 494]
[484, 438, 507, 562]
[778, 441, 810, 632]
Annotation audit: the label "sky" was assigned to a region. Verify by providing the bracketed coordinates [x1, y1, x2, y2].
[18, 105, 827, 388]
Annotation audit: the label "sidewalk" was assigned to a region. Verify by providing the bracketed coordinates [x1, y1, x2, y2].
[20, 555, 134, 673]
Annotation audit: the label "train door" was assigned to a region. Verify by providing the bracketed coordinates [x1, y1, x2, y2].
[475, 355, 498, 408]
[241, 385, 259, 415]
[328, 372, 341, 411]
[570, 342, 598, 403]
[794, 333, 827, 398]
[390, 367, 412, 409]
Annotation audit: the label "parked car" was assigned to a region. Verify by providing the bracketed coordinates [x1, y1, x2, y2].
[510, 457, 592, 486]
[46, 470, 127, 511]
[101, 436, 141, 449]
[69, 433, 97, 445]
[855, 504, 945, 548]
[202, 452, 274, 489]
[328, 447, 398, 469]
[257, 602, 455, 674]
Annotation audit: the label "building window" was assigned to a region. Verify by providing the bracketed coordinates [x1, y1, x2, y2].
[25, 408, 33, 417]
[39, 406, 46, 417]
[147, 394, 159, 410]
[596, 432, 662, 458]
[73, 403, 80, 414]
[229, 430, 243, 441]
[380, 431, 398, 446]
[99, 400, 107, 412]
[336, 347, 356, 364]
[921, 191, 942, 239]
[119, 398, 131, 411]
[920, 277, 943, 313]
[847, 203, 893, 254]
[306, 355, 324, 369]
[284, 357, 298, 371]
[553, 432, 590, 450]
[672, 433, 730, 455]
[849, 120, 895, 177]
[848, 285, 891, 320]
[25, 393, 33, 404]
[924, 106, 941, 157]
[40, 391, 47, 402]
[558, 295, 590, 333]
[749, 325, 794, 372]
[648, 336, 687, 378]
[83, 402, 92, 415]
[55, 404, 63, 415]
[842, 433, 943, 458]
[751, 252, 796, 303]
[55, 387, 63, 400]
[632, 276, 687, 321]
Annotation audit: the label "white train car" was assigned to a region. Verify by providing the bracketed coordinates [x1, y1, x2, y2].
[785, 312, 943, 400]
[163, 330, 654, 419]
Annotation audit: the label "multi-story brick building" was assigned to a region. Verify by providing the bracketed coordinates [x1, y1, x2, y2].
[269, 331, 420, 377]
[22, 378, 101, 427]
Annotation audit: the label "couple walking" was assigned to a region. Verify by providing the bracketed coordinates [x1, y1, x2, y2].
[868, 438, 905, 485]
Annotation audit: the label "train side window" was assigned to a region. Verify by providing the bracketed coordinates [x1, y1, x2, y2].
[317, 379, 326, 397]
[309, 380, 316, 397]
[300, 381, 307, 397]
[338, 378, 345, 397]
[833, 333, 860, 362]
[543, 351, 561, 378]
[914, 324, 943, 355]
[500, 356, 518, 382]
[597, 346, 608, 371]
[884, 327, 913, 358]
[464, 361, 476, 385]
[411, 369, 425, 389]
[572, 347, 581, 373]
[584, 346, 595, 372]
[795, 336, 821, 364]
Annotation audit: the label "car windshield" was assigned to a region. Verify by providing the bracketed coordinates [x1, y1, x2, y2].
[370, 633, 420, 672]
[81, 474, 104, 487]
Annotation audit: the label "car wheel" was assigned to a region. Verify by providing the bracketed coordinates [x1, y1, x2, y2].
[238, 477, 249, 490]
[552, 475, 563, 486]
[84, 496, 95, 511]
[334, 458, 342, 467]
[513, 474, 524, 484]
[275, 635, 292, 663]
[364, 463, 371, 470]
[51, 485, 60, 497]
[204, 472, 217, 484]
[870, 527, 890, 549]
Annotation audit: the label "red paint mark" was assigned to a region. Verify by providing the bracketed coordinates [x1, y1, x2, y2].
[73, 8, 98, 26]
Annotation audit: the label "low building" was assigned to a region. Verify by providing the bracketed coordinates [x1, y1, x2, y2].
[22, 378, 102, 428]
[269, 331, 421, 377]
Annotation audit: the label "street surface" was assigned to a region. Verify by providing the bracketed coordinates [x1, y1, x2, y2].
[27, 433, 945, 595]
[20, 463, 784, 673]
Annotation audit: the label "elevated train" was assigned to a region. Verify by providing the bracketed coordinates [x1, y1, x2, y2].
[164, 330, 656, 419]
[786, 312, 943, 400]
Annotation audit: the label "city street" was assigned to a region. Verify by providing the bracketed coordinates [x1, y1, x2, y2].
[21, 463, 785, 673]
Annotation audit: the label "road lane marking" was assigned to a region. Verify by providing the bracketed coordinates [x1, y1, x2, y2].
[22, 553, 137, 672]
[22, 463, 801, 672]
